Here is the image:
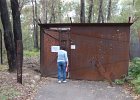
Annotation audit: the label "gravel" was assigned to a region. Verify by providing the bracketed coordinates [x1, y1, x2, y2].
[35, 78, 133, 100]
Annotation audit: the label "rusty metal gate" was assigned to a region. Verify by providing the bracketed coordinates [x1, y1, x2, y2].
[40, 27, 70, 77]
[39, 23, 132, 80]
[70, 25, 130, 80]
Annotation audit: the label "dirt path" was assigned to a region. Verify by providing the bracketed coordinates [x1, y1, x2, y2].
[35, 78, 133, 100]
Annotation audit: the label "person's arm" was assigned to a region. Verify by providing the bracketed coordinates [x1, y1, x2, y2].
[65, 51, 69, 67]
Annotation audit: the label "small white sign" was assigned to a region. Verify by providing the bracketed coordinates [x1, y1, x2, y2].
[51, 46, 60, 52]
[71, 45, 76, 49]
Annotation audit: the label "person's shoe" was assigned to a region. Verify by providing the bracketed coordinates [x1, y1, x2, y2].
[58, 80, 61, 84]
[62, 80, 67, 83]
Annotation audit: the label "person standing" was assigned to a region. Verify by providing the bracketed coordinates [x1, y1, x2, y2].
[57, 46, 68, 83]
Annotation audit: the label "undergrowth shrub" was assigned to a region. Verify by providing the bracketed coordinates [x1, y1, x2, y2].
[129, 57, 140, 78]
[128, 57, 140, 93]
[115, 57, 140, 94]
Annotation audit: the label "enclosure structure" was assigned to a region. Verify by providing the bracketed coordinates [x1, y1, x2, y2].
[39, 23, 132, 81]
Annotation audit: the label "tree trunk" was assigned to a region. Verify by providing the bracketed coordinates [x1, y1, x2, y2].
[97, 0, 104, 23]
[0, 29, 3, 64]
[32, 0, 39, 49]
[40, 0, 47, 23]
[35, 0, 39, 49]
[58, 1, 62, 23]
[10, 0, 23, 82]
[0, 0, 16, 72]
[107, 0, 112, 22]
[88, 0, 94, 23]
[18, 0, 26, 12]
[10, 0, 23, 48]
[49, 0, 55, 23]
[80, 0, 85, 23]
[46, 0, 48, 23]
[133, 0, 135, 6]
[101, 10, 104, 23]
[31, 0, 36, 47]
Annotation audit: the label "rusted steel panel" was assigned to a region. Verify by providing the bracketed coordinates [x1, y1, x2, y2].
[70, 26, 130, 80]
[59, 30, 70, 52]
[41, 29, 59, 77]
[41, 28, 70, 77]
[39, 23, 131, 81]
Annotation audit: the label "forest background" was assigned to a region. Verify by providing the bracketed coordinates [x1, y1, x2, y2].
[1, 0, 140, 53]
[1, 0, 140, 97]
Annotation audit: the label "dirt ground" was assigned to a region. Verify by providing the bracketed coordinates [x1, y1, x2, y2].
[0, 57, 140, 100]
[0, 57, 41, 100]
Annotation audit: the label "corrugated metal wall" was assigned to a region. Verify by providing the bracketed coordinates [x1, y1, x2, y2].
[39, 23, 132, 80]
[70, 26, 130, 80]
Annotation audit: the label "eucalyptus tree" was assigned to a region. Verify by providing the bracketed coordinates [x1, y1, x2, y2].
[40, 0, 47, 23]
[11, 0, 23, 83]
[19, 0, 30, 12]
[88, 0, 94, 23]
[34, 0, 39, 49]
[97, 0, 104, 23]
[31, 0, 39, 49]
[107, 0, 112, 22]
[10, 0, 23, 48]
[80, 0, 85, 23]
[49, 0, 56, 23]
[0, 0, 16, 72]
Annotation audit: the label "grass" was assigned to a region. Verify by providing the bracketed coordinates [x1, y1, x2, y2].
[0, 65, 8, 71]
[23, 49, 40, 57]
[0, 87, 21, 100]
[114, 79, 125, 85]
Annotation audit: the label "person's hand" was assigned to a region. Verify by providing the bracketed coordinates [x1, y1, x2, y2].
[66, 65, 68, 72]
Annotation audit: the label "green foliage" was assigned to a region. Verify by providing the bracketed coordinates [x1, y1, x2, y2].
[129, 57, 140, 78]
[131, 77, 140, 85]
[128, 57, 140, 93]
[116, 57, 140, 93]
[135, 85, 140, 94]
[0, 88, 21, 100]
[115, 79, 125, 85]
[115, 57, 140, 93]
[21, 6, 34, 50]
[18, 0, 140, 51]
[23, 49, 39, 57]
[131, 77, 140, 93]
[0, 65, 8, 71]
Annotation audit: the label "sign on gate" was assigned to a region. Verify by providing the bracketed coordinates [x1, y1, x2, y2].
[51, 46, 60, 52]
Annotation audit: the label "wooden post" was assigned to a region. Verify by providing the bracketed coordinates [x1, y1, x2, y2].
[17, 40, 23, 84]
[0, 29, 3, 64]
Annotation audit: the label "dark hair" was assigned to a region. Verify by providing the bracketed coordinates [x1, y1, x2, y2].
[60, 46, 66, 50]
